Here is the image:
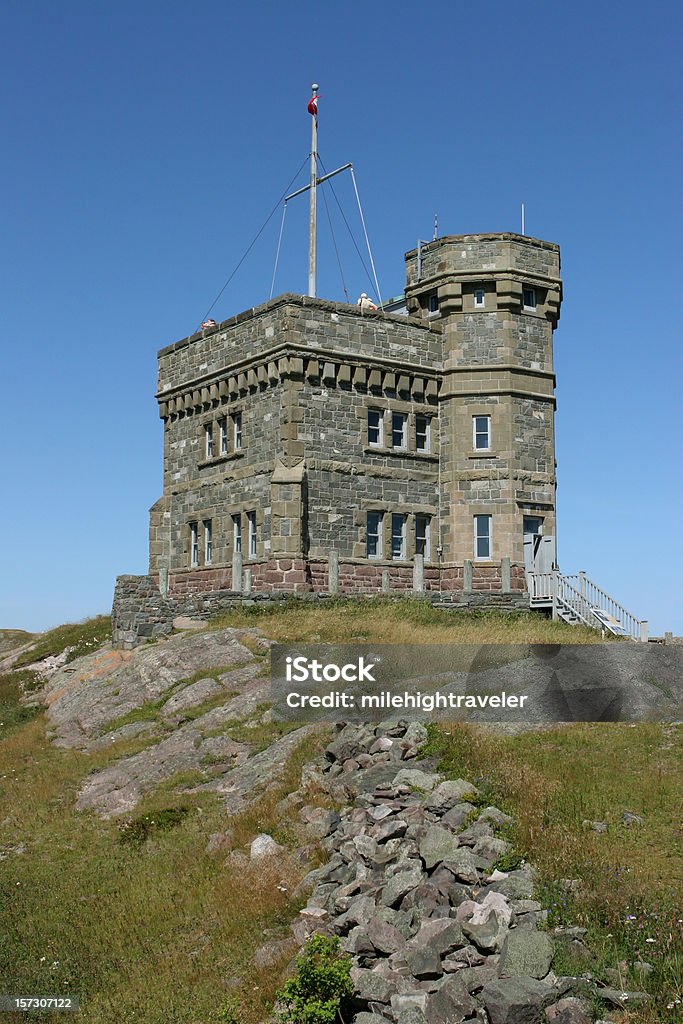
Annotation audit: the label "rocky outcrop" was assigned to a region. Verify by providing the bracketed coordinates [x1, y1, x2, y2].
[31, 627, 318, 819]
[40, 629, 268, 748]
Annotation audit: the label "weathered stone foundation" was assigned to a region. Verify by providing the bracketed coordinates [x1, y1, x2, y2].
[112, 560, 530, 649]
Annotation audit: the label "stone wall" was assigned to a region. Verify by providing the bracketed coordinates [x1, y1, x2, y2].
[113, 562, 530, 648]
[111, 575, 177, 650]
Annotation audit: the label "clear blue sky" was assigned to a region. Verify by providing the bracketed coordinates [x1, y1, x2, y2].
[2, 0, 681, 635]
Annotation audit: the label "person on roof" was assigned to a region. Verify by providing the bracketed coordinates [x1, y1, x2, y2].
[357, 293, 377, 312]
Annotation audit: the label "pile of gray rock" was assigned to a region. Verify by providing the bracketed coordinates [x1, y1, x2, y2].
[291, 722, 616, 1024]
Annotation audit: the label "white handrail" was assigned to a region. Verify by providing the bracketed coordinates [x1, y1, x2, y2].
[528, 569, 645, 641]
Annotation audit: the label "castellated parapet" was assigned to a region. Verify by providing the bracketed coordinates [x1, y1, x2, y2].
[113, 233, 561, 646]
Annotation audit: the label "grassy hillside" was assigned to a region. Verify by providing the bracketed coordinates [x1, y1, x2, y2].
[0, 676, 327, 1023]
[210, 597, 607, 644]
[0, 608, 679, 1023]
[0, 629, 34, 656]
[10, 615, 111, 669]
[425, 723, 683, 1022]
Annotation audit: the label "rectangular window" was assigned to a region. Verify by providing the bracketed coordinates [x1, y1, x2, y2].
[233, 412, 243, 450]
[473, 415, 491, 451]
[247, 511, 257, 557]
[523, 515, 544, 539]
[219, 417, 228, 456]
[391, 514, 407, 560]
[523, 287, 537, 310]
[368, 408, 383, 446]
[232, 514, 242, 554]
[205, 424, 214, 459]
[203, 520, 213, 564]
[392, 413, 407, 449]
[190, 522, 199, 567]
[366, 511, 383, 559]
[415, 515, 430, 560]
[427, 292, 439, 315]
[474, 288, 485, 308]
[415, 414, 430, 452]
[474, 515, 492, 560]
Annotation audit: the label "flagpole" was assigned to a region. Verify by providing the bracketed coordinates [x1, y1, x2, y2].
[308, 82, 319, 298]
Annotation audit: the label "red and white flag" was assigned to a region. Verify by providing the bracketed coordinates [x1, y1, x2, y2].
[307, 94, 318, 119]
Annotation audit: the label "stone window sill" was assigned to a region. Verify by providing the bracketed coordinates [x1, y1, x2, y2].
[198, 451, 246, 470]
[468, 451, 497, 459]
[366, 558, 433, 566]
[364, 446, 438, 462]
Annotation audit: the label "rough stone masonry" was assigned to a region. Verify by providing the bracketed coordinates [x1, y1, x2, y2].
[114, 232, 562, 645]
[284, 721, 648, 1024]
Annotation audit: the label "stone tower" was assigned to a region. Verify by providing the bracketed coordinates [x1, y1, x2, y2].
[404, 234, 561, 592]
[112, 230, 564, 647]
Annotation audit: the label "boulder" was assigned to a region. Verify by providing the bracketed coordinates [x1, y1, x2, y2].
[461, 892, 512, 953]
[299, 806, 341, 837]
[351, 967, 395, 1005]
[366, 917, 406, 955]
[440, 802, 477, 830]
[402, 722, 429, 749]
[425, 975, 477, 1023]
[419, 826, 461, 870]
[474, 835, 512, 865]
[481, 976, 555, 1024]
[545, 997, 593, 1023]
[381, 867, 424, 907]
[409, 918, 466, 956]
[390, 992, 429, 1014]
[425, 779, 480, 812]
[443, 848, 484, 884]
[598, 988, 651, 1008]
[478, 806, 515, 828]
[403, 945, 442, 978]
[392, 768, 441, 792]
[374, 817, 408, 843]
[394, 1009, 428, 1024]
[250, 833, 284, 859]
[499, 930, 554, 980]
[486, 867, 536, 900]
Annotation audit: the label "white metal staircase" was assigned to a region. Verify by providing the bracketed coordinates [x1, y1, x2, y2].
[528, 570, 648, 642]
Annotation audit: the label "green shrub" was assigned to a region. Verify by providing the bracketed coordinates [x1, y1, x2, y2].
[216, 996, 244, 1024]
[117, 807, 190, 846]
[0, 672, 41, 736]
[276, 934, 353, 1024]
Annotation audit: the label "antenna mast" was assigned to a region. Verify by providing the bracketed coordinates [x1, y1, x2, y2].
[308, 83, 319, 297]
[286, 85, 375, 302]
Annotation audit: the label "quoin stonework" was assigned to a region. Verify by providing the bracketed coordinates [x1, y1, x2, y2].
[113, 232, 564, 647]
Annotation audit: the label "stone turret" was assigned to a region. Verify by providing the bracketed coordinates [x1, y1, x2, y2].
[405, 233, 562, 591]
